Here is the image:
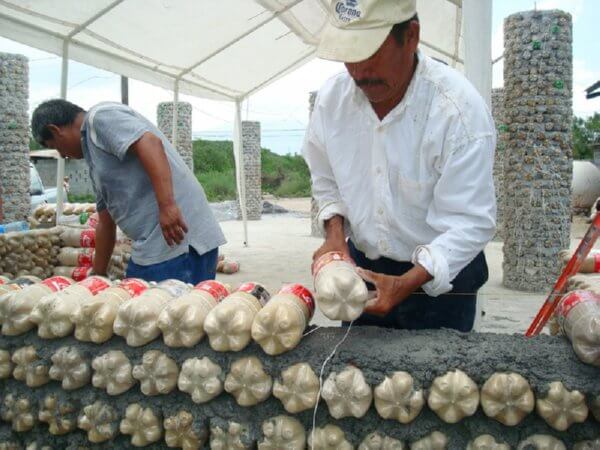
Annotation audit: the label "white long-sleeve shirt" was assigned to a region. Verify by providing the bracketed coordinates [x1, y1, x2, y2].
[302, 52, 496, 297]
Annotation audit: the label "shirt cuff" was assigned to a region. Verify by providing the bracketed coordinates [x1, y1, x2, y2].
[412, 245, 453, 297]
[317, 201, 346, 233]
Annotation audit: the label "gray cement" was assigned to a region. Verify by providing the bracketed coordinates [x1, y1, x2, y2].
[491, 88, 507, 242]
[157, 102, 194, 172]
[236, 121, 262, 221]
[0, 327, 597, 448]
[0, 53, 30, 223]
[502, 10, 574, 292]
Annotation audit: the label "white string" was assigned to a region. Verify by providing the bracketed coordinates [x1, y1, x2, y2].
[302, 325, 323, 337]
[310, 320, 354, 447]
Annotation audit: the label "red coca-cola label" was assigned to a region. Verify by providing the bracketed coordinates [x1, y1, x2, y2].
[88, 213, 99, 229]
[195, 280, 229, 302]
[80, 229, 96, 248]
[237, 282, 271, 306]
[555, 290, 600, 320]
[312, 251, 355, 276]
[78, 275, 111, 295]
[41, 276, 73, 292]
[72, 266, 93, 282]
[118, 278, 148, 298]
[280, 284, 315, 318]
[594, 253, 600, 273]
[77, 248, 94, 267]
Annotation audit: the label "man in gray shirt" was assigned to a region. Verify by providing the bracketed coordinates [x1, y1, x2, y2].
[32, 99, 226, 284]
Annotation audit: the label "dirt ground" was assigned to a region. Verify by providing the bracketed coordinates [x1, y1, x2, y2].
[216, 198, 598, 334]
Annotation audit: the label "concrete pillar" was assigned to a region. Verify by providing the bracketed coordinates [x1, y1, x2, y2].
[502, 10, 573, 292]
[0, 53, 30, 223]
[491, 88, 507, 240]
[308, 91, 323, 238]
[157, 101, 193, 171]
[237, 121, 262, 220]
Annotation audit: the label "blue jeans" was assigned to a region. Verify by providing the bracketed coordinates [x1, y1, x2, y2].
[126, 246, 218, 285]
[346, 241, 488, 332]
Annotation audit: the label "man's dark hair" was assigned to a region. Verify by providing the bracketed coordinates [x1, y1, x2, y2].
[31, 99, 85, 147]
[390, 14, 419, 46]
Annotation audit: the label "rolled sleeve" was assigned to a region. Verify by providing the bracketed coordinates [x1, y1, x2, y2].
[415, 135, 497, 296]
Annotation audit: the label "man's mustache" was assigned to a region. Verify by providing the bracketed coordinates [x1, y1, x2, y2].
[355, 78, 387, 87]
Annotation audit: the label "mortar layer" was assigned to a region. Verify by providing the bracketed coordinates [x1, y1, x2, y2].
[0, 327, 598, 448]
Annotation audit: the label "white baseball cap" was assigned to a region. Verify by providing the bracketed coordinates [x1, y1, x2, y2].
[317, 0, 417, 63]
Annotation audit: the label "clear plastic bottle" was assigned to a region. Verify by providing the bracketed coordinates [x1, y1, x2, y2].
[313, 252, 368, 321]
[251, 284, 315, 355]
[2, 276, 73, 335]
[554, 290, 600, 366]
[158, 280, 230, 347]
[29, 276, 111, 338]
[204, 282, 270, 352]
[72, 278, 149, 343]
[113, 279, 190, 347]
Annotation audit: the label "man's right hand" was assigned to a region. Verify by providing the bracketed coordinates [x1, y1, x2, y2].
[312, 238, 350, 263]
[312, 215, 349, 271]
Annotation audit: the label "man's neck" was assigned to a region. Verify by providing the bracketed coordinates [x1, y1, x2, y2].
[371, 54, 418, 121]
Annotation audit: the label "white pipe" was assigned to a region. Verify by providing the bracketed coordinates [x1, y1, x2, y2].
[233, 99, 248, 246]
[172, 78, 179, 150]
[55, 39, 69, 223]
[463, 0, 493, 107]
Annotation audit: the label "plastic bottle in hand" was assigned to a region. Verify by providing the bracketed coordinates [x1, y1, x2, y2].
[554, 290, 600, 366]
[313, 252, 368, 321]
[157, 280, 230, 347]
[251, 284, 315, 355]
[203, 282, 270, 352]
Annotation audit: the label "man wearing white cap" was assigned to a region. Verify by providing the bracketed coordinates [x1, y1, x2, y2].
[303, 0, 496, 331]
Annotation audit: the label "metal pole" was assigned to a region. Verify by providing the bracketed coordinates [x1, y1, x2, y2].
[56, 39, 69, 223]
[172, 78, 179, 150]
[121, 76, 129, 105]
[233, 99, 248, 246]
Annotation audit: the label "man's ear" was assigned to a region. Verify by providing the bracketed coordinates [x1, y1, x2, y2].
[407, 21, 420, 51]
[46, 124, 61, 137]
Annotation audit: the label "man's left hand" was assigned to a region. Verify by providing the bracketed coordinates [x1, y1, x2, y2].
[357, 265, 432, 316]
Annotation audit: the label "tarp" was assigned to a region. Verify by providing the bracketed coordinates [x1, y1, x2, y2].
[0, 0, 491, 102]
[0, 0, 492, 246]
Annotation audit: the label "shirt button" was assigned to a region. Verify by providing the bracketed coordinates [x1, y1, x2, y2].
[377, 207, 384, 215]
[375, 167, 382, 175]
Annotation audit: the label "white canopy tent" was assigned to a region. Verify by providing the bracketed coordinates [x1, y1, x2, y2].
[0, 0, 492, 244]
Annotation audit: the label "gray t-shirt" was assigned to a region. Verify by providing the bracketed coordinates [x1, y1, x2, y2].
[81, 102, 226, 265]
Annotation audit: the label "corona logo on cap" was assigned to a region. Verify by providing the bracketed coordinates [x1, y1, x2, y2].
[335, 0, 362, 22]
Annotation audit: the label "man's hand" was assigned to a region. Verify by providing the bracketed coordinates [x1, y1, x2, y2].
[159, 202, 188, 246]
[312, 238, 350, 263]
[312, 215, 349, 272]
[357, 264, 433, 316]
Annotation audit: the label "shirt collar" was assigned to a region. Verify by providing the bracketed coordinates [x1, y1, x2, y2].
[351, 49, 427, 125]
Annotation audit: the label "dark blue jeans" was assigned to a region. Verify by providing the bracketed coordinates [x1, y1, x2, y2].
[126, 246, 218, 285]
[347, 241, 488, 332]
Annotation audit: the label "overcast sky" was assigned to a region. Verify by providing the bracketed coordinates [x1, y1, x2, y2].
[1, 0, 598, 154]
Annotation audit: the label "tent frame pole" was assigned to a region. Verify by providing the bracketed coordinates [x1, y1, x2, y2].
[233, 99, 248, 246]
[55, 39, 69, 223]
[172, 78, 180, 150]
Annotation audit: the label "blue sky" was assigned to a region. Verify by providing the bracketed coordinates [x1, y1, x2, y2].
[0, 0, 598, 155]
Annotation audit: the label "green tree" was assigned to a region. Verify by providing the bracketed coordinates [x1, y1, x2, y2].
[573, 113, 600, 160]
